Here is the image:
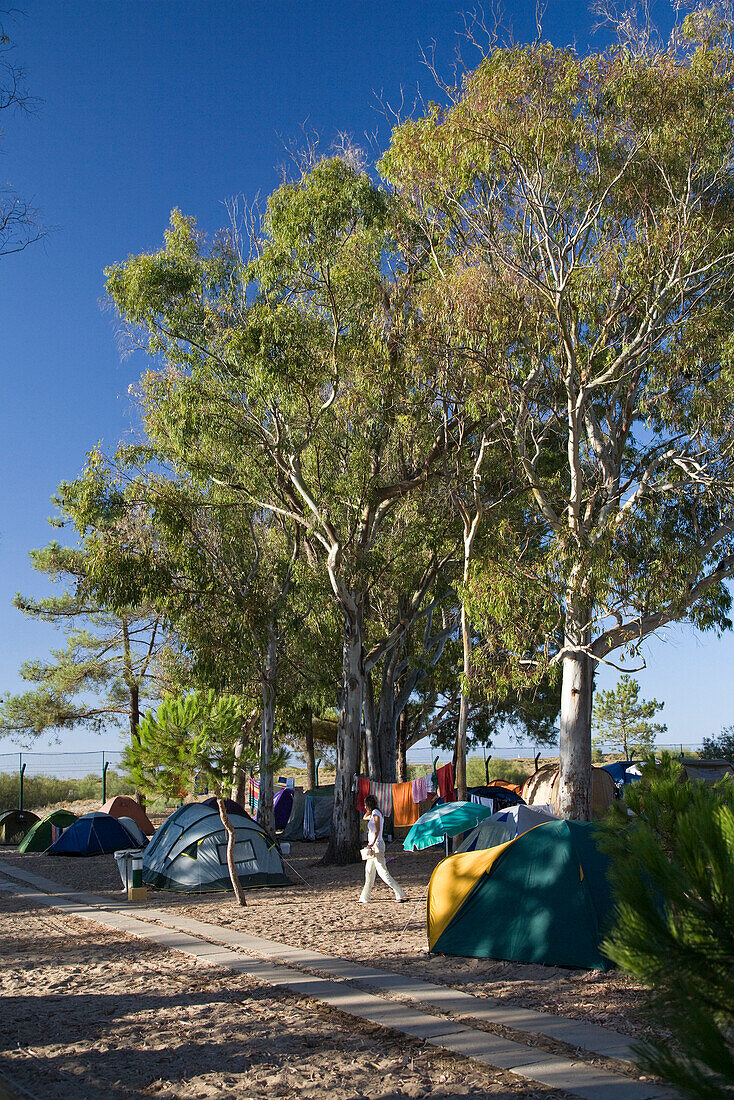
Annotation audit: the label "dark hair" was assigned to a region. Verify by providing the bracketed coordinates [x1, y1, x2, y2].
[365, 795, 378, 811]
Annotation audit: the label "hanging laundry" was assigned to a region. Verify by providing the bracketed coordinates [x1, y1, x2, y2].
[368, 780, 393, 818]
[356, 776, 370, 814]
[471, 794, 494, 811]
[411, 776, 427, 804]
[392, 781, 420, 826]
[248, 776, 260, 816]
[436, 762, 455, 802]
[425, 772, 436, 794]
[303, 796, 316, 841]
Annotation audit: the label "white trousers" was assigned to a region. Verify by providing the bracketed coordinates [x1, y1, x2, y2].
[359, 843, 407, 902]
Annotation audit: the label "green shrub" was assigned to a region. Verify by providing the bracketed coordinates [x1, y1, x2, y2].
[0, 768, 135, 811]
[598, 754, 734, 1096]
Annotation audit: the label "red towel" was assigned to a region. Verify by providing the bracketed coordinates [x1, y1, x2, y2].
[356, 776, 370, 814]
[437, 762, 455, 802]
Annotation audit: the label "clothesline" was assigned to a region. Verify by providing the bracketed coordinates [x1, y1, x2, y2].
[355, 762, 456, 826]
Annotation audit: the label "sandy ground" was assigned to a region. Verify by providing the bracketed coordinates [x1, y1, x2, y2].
[0, 841, 655, 1099]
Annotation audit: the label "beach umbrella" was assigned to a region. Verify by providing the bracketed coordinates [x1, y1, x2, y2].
[403, 801, 496, 853]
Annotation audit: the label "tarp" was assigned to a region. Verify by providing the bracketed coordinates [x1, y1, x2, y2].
[403, 802, 496, 852]
[18, 809, 78, 852]
[467, 785, 525, 809]
[681, 758, 734, 784]
[457, 804, 559, 853]
[0, 809, 39, 845]
[520, 764, 616, 817]
[100, 795, 155, 835]
[601, 761, 641, 785]
[47, 812, 141, 856]
[429, 820, 614, 970]
[201, 796, 249, 817]
[142, 802, 289, 892]
[280, 787, 333, 841]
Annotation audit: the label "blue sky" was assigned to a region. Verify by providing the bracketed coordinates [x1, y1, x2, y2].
[0, 0, 730, 757]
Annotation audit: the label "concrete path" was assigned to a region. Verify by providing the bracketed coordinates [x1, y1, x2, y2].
[0, 861, 675, 1100]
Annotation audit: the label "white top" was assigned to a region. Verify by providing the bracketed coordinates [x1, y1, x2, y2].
[367, 808, 384, 846]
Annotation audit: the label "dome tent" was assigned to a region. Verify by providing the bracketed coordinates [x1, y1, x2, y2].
[47, 812, 142, 856]
[520, 764, 616, 817]
[428, 820, 614, 970]
[456, 804, 558, 853]
[142, 802, 289, 892]
[18, 809, 78, 852]
[280, 787, 333, 841]
[0, 809, 39, 845]
[100, 795, 155, 835]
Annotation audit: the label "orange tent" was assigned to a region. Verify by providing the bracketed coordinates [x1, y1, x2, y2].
[100, 795, 155, 835]
[520, 764, 615, 817]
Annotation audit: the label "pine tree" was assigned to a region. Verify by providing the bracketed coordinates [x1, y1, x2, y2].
[598, 755, 734, 1096]
[592, 676, 666, 761]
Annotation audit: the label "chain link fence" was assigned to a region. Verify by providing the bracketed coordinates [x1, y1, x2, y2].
[0, 751, 133, 811]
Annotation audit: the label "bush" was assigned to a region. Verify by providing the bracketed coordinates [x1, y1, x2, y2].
[0, 768, 135, 811]
[598, 754, 734, 1096]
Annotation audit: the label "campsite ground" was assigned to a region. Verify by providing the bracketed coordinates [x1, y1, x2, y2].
[0, 841, 655, 1099]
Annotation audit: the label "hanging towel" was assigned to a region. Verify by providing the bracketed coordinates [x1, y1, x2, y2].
[303, 796, 316, 841]
[436, 762, 455, 802]
[368, 780, 393, 818]
[425, 772, 436, 794]
[248, 777, 260, 816]
[411, 776, 427, 804]
[356, 776, 370, 814]
[392, 781, 420, 826]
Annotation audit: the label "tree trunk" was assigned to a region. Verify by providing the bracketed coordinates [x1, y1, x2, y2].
[128, 682, 147, 808]
[397, 707, 408, 782]
[363, 672, 379, 778]
[377, 650, 399, 783]
[455, 601, 471, 802]
[217, 796, 247, 906]
[232, 707, 259, 805]
[257, 624, 278, 838]
[303, 706, 317, 792]
[322, 601, 363, 865]
[557, 609, 594, 820]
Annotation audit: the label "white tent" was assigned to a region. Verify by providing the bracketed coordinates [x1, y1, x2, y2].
[457, 803, 559, 853]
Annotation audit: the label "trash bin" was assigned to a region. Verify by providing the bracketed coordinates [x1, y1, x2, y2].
[113, 849, 138, 892]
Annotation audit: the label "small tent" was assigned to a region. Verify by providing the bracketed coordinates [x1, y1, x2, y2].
[47, 812, 141, 856]
[117, 816, 149, 847]
[457, 804, 558, 853]
[18, 809, 78, 852]
[428, 820, 614, 970]
[142, 802, 289, 892]
[273, 786, 294, 830]
[280, 787, 334, 841]
[468, 784, 525, 811]
[0, 809, 39, 845]
[100, 795, 155, 835]
[520, 764, 616, 817]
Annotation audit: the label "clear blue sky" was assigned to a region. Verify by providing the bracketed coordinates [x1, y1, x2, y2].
[0, 1, 729, 757]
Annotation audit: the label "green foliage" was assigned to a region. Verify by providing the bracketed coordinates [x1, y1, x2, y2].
[598, 754, 734, 1095]
[124, 689, 256, 801]
[592, 676, 667, 760]
[701, 726, 734, 763]
[0, 768, 133, 810]
[465, 756, 531, 787]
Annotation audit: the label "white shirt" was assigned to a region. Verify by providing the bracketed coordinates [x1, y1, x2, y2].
[367, 808, 384, 847]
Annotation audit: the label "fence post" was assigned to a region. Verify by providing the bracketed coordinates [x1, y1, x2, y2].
[102, 755, 110, 803]
[19, 755, 26, 812]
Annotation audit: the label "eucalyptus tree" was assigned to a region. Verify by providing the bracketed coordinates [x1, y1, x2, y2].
[382, 18, 734, 817]
[104, 160, 467, 862]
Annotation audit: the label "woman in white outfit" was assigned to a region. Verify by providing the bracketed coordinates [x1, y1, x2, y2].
[359, 795, 408, 903]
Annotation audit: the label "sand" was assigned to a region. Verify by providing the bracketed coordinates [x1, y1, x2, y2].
[0, 842, 653, 1099]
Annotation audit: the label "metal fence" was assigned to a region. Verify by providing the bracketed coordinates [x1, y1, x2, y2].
[0, 751, 132, 811]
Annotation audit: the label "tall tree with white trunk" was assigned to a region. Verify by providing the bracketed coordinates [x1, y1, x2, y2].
[382, 15, 734, 817]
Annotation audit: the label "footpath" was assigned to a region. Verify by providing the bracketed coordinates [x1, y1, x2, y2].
[0, 860, 676, 1100]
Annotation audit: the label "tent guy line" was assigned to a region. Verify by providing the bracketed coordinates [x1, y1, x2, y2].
[0, 861, 674, 1100]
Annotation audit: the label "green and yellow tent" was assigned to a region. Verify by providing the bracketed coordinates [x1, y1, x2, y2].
[18, 809, 78, 853]
[428, 820, 614, 971]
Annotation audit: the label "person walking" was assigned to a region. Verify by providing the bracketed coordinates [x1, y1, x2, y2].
[359, 795, 408, 904]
